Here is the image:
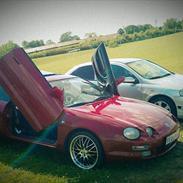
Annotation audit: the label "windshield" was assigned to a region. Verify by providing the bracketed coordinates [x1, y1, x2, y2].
[127, 60, 171, 79]
[50, 77, 111, 107]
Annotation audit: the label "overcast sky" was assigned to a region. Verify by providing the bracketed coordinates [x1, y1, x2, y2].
[0, 0, 183, 45]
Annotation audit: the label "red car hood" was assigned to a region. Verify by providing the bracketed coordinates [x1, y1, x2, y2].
[72, 96, 175, 131]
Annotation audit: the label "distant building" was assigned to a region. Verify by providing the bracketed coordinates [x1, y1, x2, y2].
[25, 40, 80, 53]
[25, 33, 118, 54]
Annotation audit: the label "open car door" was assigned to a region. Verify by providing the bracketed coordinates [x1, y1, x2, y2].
[92, 43, 118, 95]
[0, 48, 64, 131]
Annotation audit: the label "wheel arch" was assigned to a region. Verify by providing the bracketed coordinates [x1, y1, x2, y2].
[148, 94, 177, 116]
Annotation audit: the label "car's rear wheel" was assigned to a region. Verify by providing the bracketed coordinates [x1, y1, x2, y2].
[150, 96, 177, 116]
[68, 131, 103, 170]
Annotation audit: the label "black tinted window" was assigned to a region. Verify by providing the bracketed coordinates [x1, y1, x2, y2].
[72, 65, 94, 80]
[111, 65, 133, 79]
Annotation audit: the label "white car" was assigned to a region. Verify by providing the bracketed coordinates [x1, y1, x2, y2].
[66, 58, 183, 118]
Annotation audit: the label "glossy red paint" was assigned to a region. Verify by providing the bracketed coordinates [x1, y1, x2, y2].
[0, 48, 64, 131]
[0, 75, 180, 164]
[55, 95, 179, 160]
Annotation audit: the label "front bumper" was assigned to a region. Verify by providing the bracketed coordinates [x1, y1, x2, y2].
[105, 126, 180, 160]
[106, 142, 177, 160]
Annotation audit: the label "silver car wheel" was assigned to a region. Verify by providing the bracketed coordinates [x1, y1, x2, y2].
[154, 100, 171, 112]
[151, 96, 177, 117]
[69, 134, 99, 170]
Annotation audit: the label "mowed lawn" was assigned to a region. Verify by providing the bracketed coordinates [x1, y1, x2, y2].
[34, 32, 183, 75]
[0, 32, 183, 183]
[0, 128, 183, 183]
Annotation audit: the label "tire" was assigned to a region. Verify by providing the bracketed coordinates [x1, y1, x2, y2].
[150, 96, 177, 117]
[67, 131, 104, 170]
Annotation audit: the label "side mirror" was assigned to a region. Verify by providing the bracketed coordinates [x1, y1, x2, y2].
[124, 77, 136, 83]
[115, 77, 125, 86]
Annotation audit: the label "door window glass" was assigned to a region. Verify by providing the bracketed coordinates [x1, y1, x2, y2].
[111, 65, 133, 79]
[72, 66, 94, 80]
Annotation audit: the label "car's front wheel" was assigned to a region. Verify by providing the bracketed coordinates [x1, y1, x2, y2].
[150, 96, 177, 116]
[68, 131, 104, 170]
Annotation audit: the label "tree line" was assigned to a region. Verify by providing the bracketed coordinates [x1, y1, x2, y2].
[117, 18, 183, 35]
[0, 18, 183, 58]
[22, 18, 183, 49]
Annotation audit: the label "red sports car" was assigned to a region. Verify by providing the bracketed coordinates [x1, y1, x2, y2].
[0, 43, 180, 169]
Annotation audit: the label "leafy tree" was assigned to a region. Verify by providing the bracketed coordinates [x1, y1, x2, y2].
[138, 24, 153, 32]
[181, 19, 183, 29]
[59, 32, 80, 42]
[22, 40, 29, 48]
[22, 40, 44, 48]
[124, 25, 140, 34]
[85, 32, 97, 38]
[0, 41, 18, 58]
[117, 28, 125, 35]
[72, 35, 80, 40]
[118, 24, 153, 36]
[177, 20, 183, 31]
[163, 18, 181, 31]
[60, 32, 72, 42]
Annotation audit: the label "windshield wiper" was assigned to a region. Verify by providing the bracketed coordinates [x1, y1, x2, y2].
[69, 95, 110, 107]
[68, 102, 91, 107]
[93, 95, 110, 102]
[150, 73, 171, 79]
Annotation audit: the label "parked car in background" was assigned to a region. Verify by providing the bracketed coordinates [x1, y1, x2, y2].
[0, 44, 180, 170]
[41, 70, 55, 77]
[66, 58, 183, 118]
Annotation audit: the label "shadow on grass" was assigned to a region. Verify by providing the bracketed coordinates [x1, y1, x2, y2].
[0, 122, 183, 183]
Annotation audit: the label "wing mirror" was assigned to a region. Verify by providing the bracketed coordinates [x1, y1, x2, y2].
[124, 77, 137, 83]
[115, 77, 125, 86]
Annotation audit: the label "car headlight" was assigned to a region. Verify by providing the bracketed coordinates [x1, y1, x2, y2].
[123, 127, 140, 140]
[179, 89, 183, 97]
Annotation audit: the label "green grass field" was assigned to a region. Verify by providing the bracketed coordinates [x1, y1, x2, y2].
[0, 128, 183, 183]
[0, 32, 183, 183]
[34, 32, 183, 75]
